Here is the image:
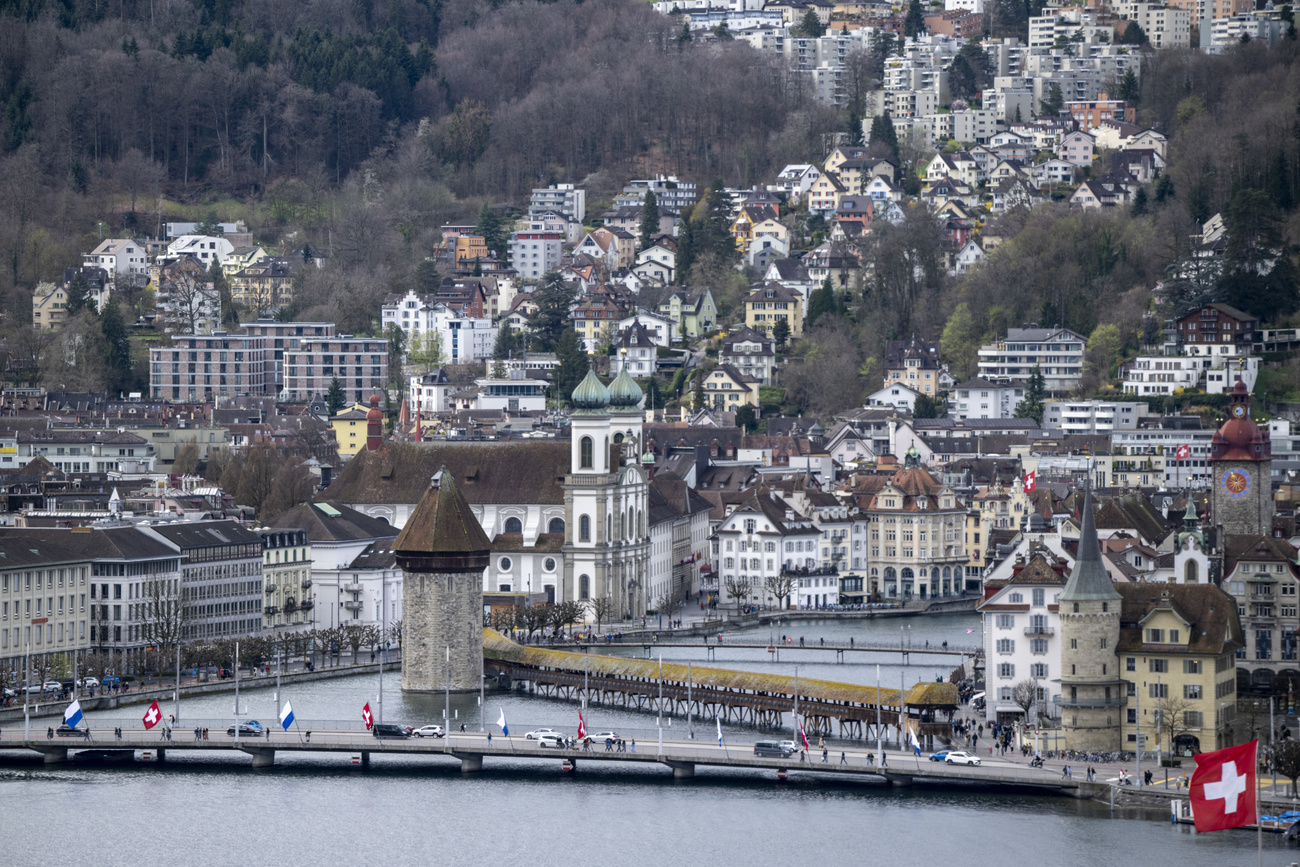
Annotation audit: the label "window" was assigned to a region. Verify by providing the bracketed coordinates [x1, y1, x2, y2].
[1149, 658, 1168, 673]
[1032, 588, 1045, 606]
[1185, 711, 1203, 727]
[578, 574, 590, 600]
[1184, 684, 1203, 700]
[1126, 657, 1136, 671]
[1030, 663, 1048, 678]
[1169, 629, 1180, 644]
[1030, 638, 1048, 654]
[580, 436, 594, 469]
[1009, 592, 1023, 603]
[997, 663, 1015, 678]
[543, 558, 556, 573]
[498, 558, 512, 572]
[548, 517, 565, 535]
[579, 515, 591, 543]
[996, 639, 1015, 653]
[1183, 659, 1201, 674]
[996, 614, 1015, 629]
[504, 517, 523, 535]
[1128, 709, 1137, 724]
[1147, 628, 1164, 643]
[1149, 683, 1168, 699]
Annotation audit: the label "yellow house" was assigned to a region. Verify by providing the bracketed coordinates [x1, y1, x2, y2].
[221, 245, 268, 281]
[744, 283, 803, 339]
[1116, 584, 1242, 755]
[330, 404, 372, 456]
[31, 281, 68, 330]
[730, 204, 781, 255]
[704, 364, 760, 411]
[456, 235, 489, 263]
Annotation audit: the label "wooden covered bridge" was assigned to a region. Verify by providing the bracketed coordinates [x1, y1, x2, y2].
[483, 629, 958, 744]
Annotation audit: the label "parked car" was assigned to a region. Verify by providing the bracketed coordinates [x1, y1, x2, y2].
[414, 725, 445, 738]
[525, 728, 561, 740]
[1, 687, 15, 698]
[227, 721, 265, 736]
[372, 723, 411, 739]
[590, 731, 618, 742]
[537, 735, 564, 748]
[754, 741, 795, 758]
[945, 751, 981, 766]
[42, 681, 61, 693]
[56, 724, 89, 738]
[101, 676, 122, 687]
[777, 740, 797, 754]
[78, 677, 99, 688]
[23, 684, 44, 695]
[929, 750, 954, 763]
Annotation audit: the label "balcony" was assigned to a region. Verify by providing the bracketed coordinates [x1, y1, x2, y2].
[264, 583, 277, 594]
[1024, 626, 1054, 636]
[263, 605, 280, 616]
[341, 583, 362, 594]
[298, 600, 314, 611]
[1052, 694, 1126, 708]
[343, 600, 364, 612]
[301, 579, 313, 589]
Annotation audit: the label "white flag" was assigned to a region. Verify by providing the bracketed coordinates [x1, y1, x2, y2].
[497, 708, 508, 737]
[716, 716, 722, 746]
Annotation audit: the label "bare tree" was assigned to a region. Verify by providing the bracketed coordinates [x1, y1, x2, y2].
[1012, 678, 1038, 720]
[140, 573, 188, 661]
[724, 576, 750, 614]
[160, 267, 219, 334]
[1155, 694, 1197, 759]
[587, 596, 616, 632]
[1274, 739, 1300, 797]
[763, 573, 798, 610]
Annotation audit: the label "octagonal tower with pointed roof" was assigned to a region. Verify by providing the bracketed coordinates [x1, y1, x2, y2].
[1058, 491, 1124, 752]
[394, 468, 492, 693]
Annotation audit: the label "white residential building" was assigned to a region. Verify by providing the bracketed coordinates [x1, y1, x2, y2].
[1042, 400, 1150, 434]
[711, 487, 821, 610]
[508, 220, 563, 280]
[474, 376, 548, 412]
[381, 290, 496, 365]
[951, 378, 1026, 420]
[83, 239, 149, 282]
[529, 184, 586, 222]
[1121, 356, 1202, 395]
[978, 551, 1066, 726]
[165, 235, 234, 265]
[977, 327, 1086, 394]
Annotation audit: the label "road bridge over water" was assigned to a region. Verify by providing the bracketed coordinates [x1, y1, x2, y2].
[545, 639, 980, 664]
[0, 729, 1088, 797]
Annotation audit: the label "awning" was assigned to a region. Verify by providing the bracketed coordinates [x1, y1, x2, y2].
[970, 692, 985, 702]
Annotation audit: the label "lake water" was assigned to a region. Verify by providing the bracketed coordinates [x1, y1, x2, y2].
[1, 615, 1288, 866]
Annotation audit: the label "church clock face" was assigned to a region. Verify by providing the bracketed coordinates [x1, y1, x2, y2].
[1231, 404, 1247, 419]
[1221, 469, 1252, 498]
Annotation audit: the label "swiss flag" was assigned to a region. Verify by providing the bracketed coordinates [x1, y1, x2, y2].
[362, 702, 373, 730]
[1176, 444, 1191, 460]
[142, 699, 162, 730]
[1023, 471, 1036, 493]
[798, 719, 809, 752]
[1189, 741, 1258, 832]
[577, 712, 586, 740]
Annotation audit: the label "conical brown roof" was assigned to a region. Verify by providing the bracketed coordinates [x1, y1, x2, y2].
[393, 468, 491, 572]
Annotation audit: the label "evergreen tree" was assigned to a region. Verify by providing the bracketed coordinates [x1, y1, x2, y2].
[700, 180, 738, 262]
[904, 0, 925, 39]
[1154, 173, 1175, 203]
[772, 317, 791, 350]
[493, 323, 519, 359]
[415, 258, 442, 294]
[326, 377, 347, 415]
[1217, 187, 1300, 320]
[552, 328, 587, 404]
[64, 269, 92, 315]
[675, 216, 697, 284]
[491, 358, 508, 379]
[869, 113, 900, 164]
[639, 190, 660, 251]
[1118, 66, 1141, 104]
[475, 200, 509, 259]
[210, 259, 237, 329]
[1131, 186, 1149, 216]
[798, 8, 825, 37]
[806, 277, 837, 328]
[100, 300, 132, 393]
[1013, 366, 1046, 424]
[693, 368, 706, 410]
[1120, 21, 1147, 46]
[531, 272, 578, 350]
[1040, 83, 1064, 117]
[734, 405, 757, 430]
[912, 394, 942, 419]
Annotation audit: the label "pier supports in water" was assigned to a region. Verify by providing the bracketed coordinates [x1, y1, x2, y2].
[242, 747, 275, 768]
[455, 752, 483, 773]
[664, 760, 695, 779]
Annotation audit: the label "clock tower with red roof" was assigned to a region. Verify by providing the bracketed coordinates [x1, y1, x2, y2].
[1209, 379, 1273, 538]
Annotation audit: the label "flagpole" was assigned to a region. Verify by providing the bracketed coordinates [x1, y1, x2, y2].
[234, 640, 240, 744]
[1258, 738, 1263, 867]
[174, 642, 181, 725]
[793, 665, 799, 746]
[876, 664, 882, 767]
[657, 654, 663, 758]
[687, 662, 693, 740]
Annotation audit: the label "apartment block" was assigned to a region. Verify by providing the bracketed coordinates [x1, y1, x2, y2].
[150, 332, 273, 402]
[282, 336, 388, 405]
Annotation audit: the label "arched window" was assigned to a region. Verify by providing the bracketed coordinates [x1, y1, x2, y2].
[901, 568, 914, 579]
[627, 507, 634, 540]
[579, 515, 591, 542]
[579, 574, 590, 599]
[883, 567, 896, 579]
[504, 517, 522, 534]
[1185, 560, 1199, 584]
[942, 567, 951, 578]
[580, 436, 594, 470]
[548, 517, 565, 535]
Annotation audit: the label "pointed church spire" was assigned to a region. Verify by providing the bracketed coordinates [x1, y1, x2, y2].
[1061, 490, 1120, 602]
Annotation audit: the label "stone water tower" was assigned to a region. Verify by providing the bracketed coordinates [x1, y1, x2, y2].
[394, 468, 491, 693]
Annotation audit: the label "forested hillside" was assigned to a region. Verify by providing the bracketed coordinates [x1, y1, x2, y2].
[2, 0, 1300, 409]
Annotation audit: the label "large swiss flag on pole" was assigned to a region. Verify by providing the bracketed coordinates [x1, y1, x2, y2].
[1189, 740, 1258, 832]
[142, 699, 162, 730]
[362, 702, 373, 730]
[1023, 471, 1036, 493]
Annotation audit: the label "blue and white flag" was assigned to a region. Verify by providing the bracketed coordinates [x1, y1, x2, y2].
[497, 708, 508, 737]
[909, 726, 922, 757]
[716, 716, 723, 746]
[63, 699, 83, 729]
[279, 700, 295, 731]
